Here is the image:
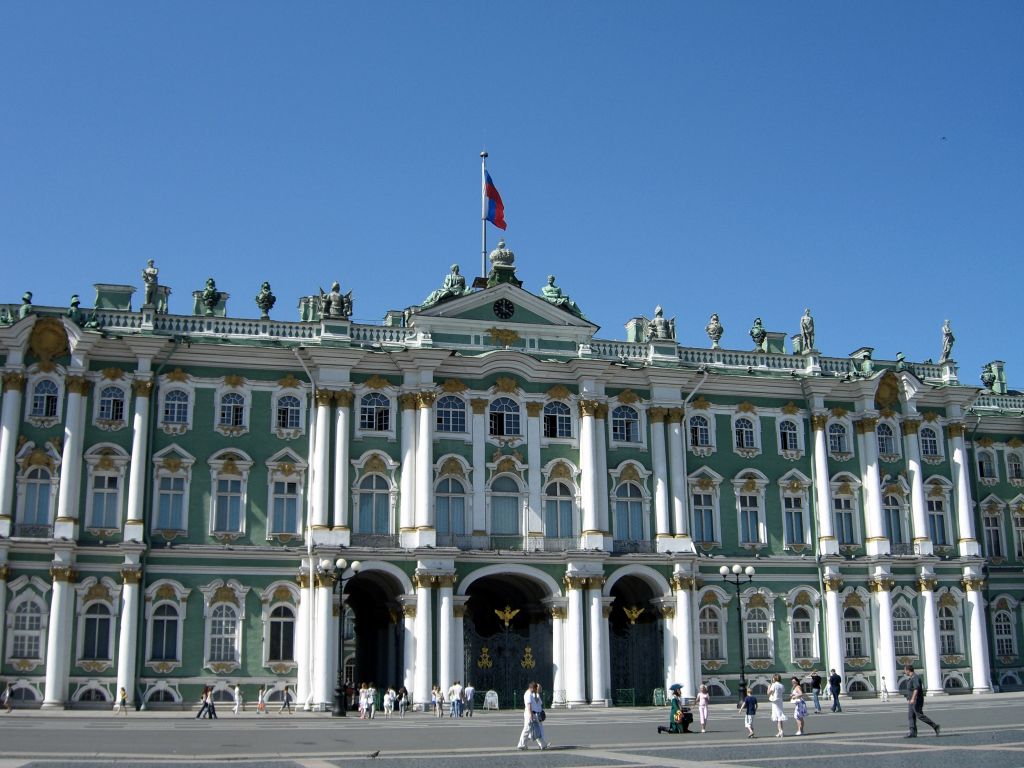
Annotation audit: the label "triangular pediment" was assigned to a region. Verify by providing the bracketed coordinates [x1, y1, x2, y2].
[411, 282, 598, 331]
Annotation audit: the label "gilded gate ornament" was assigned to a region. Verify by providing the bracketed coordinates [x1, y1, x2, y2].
[495, 605, 519, 627]
[520, 646, 536, 669]
[623, 606, 645, 624]
[476, 646, 493, 669]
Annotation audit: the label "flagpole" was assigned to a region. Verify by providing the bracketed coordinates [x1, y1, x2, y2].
[480, 151, 488, 278]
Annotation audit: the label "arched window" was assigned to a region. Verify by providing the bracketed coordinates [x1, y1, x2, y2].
[883, 495, 904, 546]
[543, 402, 572, 438]
[356, 475, 390, 534]
[151, 604, 179, 662]
[876, 423, 896, 455]
[828, 423, 849, 455]
[994, 610, 1016, 656]
[31, 380, 59, 418]
[436, 477, 467, 535]
[163, 389, 189, 424]
[82, 603, 112, 661]
[920, 427, 940, 458]
[79, 687, 109, 702]
[435, 395, 466, 434]
[12, 601, 43, 659]
[779, 420, 798, 452]
[21, 467, 53, 528]
[209, 604, 239, 663]
[848, 680, 869, 692]
[978, 450, 996, 479]
[938, 606, 958, 655]
[611, 406, 640, 443]
[359, 393, 390, 432]
[543, 481, 575, 538]
[489, 397, 520, 437]
[613, 482, 644, 541]
[489, 476, 520, 535]
[276, 395, 301, 430]
[843, 607, 865, 658]
[268, 605, 295, 662]
[689, 415, 710, 447]
[892, 606, 915, 656]
[734, 418, 755, 450]
[745, 607, 771, 660]
[269, 479, 300, 535]
[791, 606, 813, 658]
[699, 605, 723, 660]
[98, 386, 126, 422]
[219, 392, 245, 427]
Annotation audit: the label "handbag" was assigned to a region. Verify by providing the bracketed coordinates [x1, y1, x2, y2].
[538, 710, 546, 722]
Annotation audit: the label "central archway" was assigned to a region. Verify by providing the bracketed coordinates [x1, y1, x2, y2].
[608, 574, 664, 705]
[345, 566, 409, 692]
[463, 572, 555, 709]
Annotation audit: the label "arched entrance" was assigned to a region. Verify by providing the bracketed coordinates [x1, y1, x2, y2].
[464, 574, 553, 709]
[608, 575, 664, 705]
[345, 570, 406, 690]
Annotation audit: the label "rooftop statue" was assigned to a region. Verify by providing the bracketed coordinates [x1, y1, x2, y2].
[255, 281, 277, 319]
[540, 275, 585, 319]
[800, 308, 815, 352]
[142, 259, 159, 306]
[68, 294, 83, 326]
[18, 291, 33, 320]
[981, 362, 996, 390]
[421, 264, 468, 309]
[705, 313, 724, 349]
[940, 319, 955, 363]
[201, 278, 222, 316]
[323, 281, 353, 319]
[749, 317, 767, 352]
[647, 305, 676, 341]
[895, 351, 908, 372]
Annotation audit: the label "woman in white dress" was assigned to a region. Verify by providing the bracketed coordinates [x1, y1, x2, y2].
[767, 674, 787, 738]
[789, 677, 808, 735]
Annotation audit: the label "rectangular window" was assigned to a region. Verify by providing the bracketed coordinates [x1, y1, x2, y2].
[270, 481, 299, 534]
[270, 618, 294, 661]
[544, 499, 573, 538]
[543, 412, 572, 438]
[692, 493, 715, 543]
[83, 614, 111, 660]
[90, 475, 119, 529]
[984, 516, 1003, 557]
[1015, 516, 1024, 559]
[927, 499, 948, 546]
[883, 501, 904, 545]
[156, 476, 185, 530]
[833, 497, 855, 545]
[739, 495, 760, 544]
[784, 496, 804, 545]
[214, 478, 243, 532]
[491, 496, 519, 535]
[437, 495, 467, 535]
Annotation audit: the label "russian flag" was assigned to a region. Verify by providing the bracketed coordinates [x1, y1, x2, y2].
[485, 171, 507, 230]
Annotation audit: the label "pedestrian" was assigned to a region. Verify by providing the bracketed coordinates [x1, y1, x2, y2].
[737, 688, 758, 739]
[1, 682, 12, 713]
[366, 682, 377, 719]
[828, 669, 842, 712]
[463, 682, 475, 717]
[383, 686, 395, 718]
[358, 683, 368, 719]
[195, 686, 211, 719]
[903, 664, 940, 738]
[696, 683, 711, 733]
[433, 685, 444, 718]
[767, 673, 787, 737]
[450, 680, 464, 717]
[257, 685, 267, 714]
[809, 671, 822, 714]
[658, 684, 692, 734]
[397, 686, 408, 718]
[790, 677, 807, 736]
[114, 686, 129, 716]
[515, 681, 549, 750]
[278, 684, 293, 714]
[880, 676, 890, 702]
[206, 689, 218, 719]
[233, 684, 243, 715]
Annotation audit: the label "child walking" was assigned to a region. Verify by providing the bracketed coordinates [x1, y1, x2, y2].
[738, 690, 758, 739]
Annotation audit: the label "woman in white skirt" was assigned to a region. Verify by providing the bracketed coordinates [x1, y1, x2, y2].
[789, 677, 808, 735]
[766, 674, 787, 738]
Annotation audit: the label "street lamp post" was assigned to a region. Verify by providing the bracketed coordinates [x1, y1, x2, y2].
[720, 563, 756, 701]
[331, 558, 361, 717]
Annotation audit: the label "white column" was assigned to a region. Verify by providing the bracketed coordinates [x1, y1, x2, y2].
[414, 393, 435, 545]
[903, 419, 932, 556]
[526, 403, 543, 540]
[917, 573, 944, 696]
[333, 391, 353, 537]
[295, 571, 312, 706]
[600, 597, 613, 704]
[42, 566, 75, 707]
[564, 576, 587, 706]
[0, 372, 25, 537]
[811, 414, 839, 555]
[673, 574, 696, 700]
[549, 603, 566, 706]
[311, 391, 333, 531]
[313, 573, 335, 709]
[649, 409, 671, 551]
[124, 380, 151, 542]
[660, 603, 675, 693]
[437, 575, 454, 693]
[595, 404, 610, 539]
[858, 416, 889, 557]
[453, 597, 468, 685]
[823, 571, 845, 688]
[54, 376, 88, 539]
[950, 424, 981, 557]
[115, 566, 141, 705]
[399, 394, 417, 545]
[588, 579, 608, 705]
[401, 599, 416, 699]
[964, 572, 992, 693]
[870, 577, 898, 698]
[667, 409, 688, 539]
[579, 401, 600, 547]
[471, 399, 487, 535]
[413, 573, 433, 709]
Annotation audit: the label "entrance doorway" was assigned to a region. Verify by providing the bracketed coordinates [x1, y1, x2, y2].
[609, 575, 664, 705]
[345, 571, 405, 690]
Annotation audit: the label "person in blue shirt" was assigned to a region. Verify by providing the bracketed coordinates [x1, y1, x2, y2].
[738, 691, 758, 738]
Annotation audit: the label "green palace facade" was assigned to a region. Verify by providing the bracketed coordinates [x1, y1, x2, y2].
[0, 243, 1022, 710]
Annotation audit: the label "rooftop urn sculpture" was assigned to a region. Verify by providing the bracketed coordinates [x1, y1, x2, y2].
[749, 317, 767, 352]
[142, 259, 159, 306]
[540, 275, 585, 319]
[705, 313, 724, 348]
[981, 363, 996, 390]
[421, 264, 468, 309]
[255, 281, 277, 319]
[201, 278, 222, 316]
[647, 305, 676, 341]
[940, 319, 955, 363]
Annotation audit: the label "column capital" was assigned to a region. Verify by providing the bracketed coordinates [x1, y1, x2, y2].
[414, 572, 437, 589]
[822, 575, 844, 592]
[811, 413, 829, 431]
[525, 402, 543, 418]
[946, 423, 967, 438]
[0, 564, 10, 582]
[2, 371, 26, 392]
[667, 407, 684, 423]
[578, 399, 600, 417]
[402, 603, 417, 619]
[65, 375, 90, 396]
[470, 398, 489, 415]
[648, 407, 667, 423]
[435, 573, 457, 589]
[659, 604, 676, 619]
[314, 571, 336, 589]
[901, 419, 921, 435]
[671, 574, 697, 592]
[961, 577, 985, 592]
[334, 390, 354, 408]
[595, 403, 609, 420]
[399, 392, 419, 410]
[563, 574, 588, 591]
[131, 379, 153, 398]
[49, 566, 77, 583]
[586, 575, 606, 590]
[452, 604, 467, 618]
[120, 567, 142, 585]
[549, 605, 566, 620]
[916, 577, 938, 592]
[296, 572, 311, 589]
[854, 416, 878, 434]
[417, 391, 437, 409]
[314, 390, 335, 407]
[868, 577, 895, 593]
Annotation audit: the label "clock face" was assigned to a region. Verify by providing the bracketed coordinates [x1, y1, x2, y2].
[493, 299, 515, 320]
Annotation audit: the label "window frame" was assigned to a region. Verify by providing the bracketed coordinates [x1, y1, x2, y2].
[94, 382, 129, 430]
[272, 389, 307, 439]
[698, 604, 725, 662]
[264, 450, 307, 539]
[827, 418, 854, 460]
[891, 604, 917, 658]
[830, 474, 863, 548]
[924, 479, 953, 548]
[208, 450, 253, 538]
[542, 401, 573, 440]
[488, 397, 522, 439]
[609, 404, 643, 447]
[732, 472, 768, 548]
[876, 421, 900, 460]
[731, 415, 761, 457]
[688, 413, 716, 456]
[83, 444, 130, 533]
[487, 474, 524, 536]
[435, 394, 467, 435]
[359, 392, 392, 433]
[74, 577, 121, 668]
[144, 580, 191, 671]
[199, 580, 249, 673]
[918, 425, 943, 463]
[542, 479, 578, 539]
[25, 373, 63, 428]
[157, 373, 196, 435]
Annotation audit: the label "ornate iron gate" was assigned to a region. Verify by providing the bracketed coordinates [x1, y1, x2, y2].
[465, 605, 552, 709]
[610, 606, 663, 705]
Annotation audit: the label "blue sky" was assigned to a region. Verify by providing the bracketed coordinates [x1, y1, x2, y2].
[2, 2, 1022, 387]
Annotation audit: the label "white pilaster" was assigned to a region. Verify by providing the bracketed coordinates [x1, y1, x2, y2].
[579, 401, 601, 548]
[823, 569, 844, 687]
[413, 393, 436, 547]
[124, 380, 151, 542]
[811, 414, 839, 555]
[964, 569, 992, 693]
[400, 597, 416, 700]
[564, 576, 587, 706]
[588, 580, 608, 705]
[399, 394, 417, 546]
[547, 601, 567, 706]
[950, 424, 981, 557]
[333, 391, 353, 543]
[858, 415, 889, 557]
[903, 419, 932, 556]
[453, 596, 468, 685]
[659, 601, 675, 693]
[471, 399, 487, 534]
[526, 403, 543, 538]
[0, 372, 25, 537]
[42, 563, 75, 708]
[673, 573, 696, 700]
[54, 376, 88, 539]
[313, 573, 335, 709]
[115, 565, 142, 705]
[595, 404, 610, 542]
[870, 574, 898, 699]
[311, 391, 332, 533]
[667, 409, 689, 541]
[649, 409, 672, 551]
[917, 570, 944, 696]
[295, 570, 312, 707]
[412, 572, 433, 708]
[437, 575, 454, 692]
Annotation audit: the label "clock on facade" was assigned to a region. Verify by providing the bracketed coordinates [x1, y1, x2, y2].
[492, 299, 515, 319]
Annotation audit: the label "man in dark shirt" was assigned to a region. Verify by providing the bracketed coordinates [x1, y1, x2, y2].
[904, 664, 940, 738]
[737, 691, 758, 738]
[810, 671, 822, 714]
[828, 669, 842, 712]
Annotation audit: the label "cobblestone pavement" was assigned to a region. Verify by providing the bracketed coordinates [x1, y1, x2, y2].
[0, 693, 1020, 768]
